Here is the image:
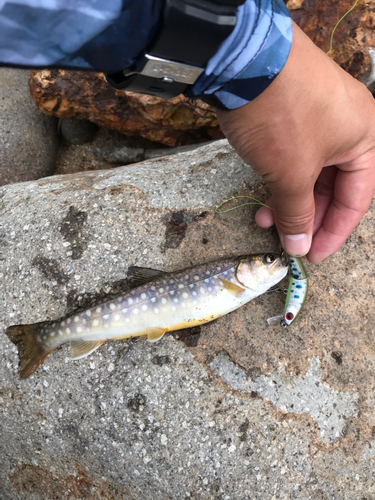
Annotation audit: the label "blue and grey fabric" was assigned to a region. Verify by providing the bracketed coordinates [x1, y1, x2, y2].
[0, 0, 292, 109]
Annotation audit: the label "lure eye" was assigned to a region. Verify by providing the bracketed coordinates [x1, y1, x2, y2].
[286, 312, 294, 321]
[264, 254, 276, 264]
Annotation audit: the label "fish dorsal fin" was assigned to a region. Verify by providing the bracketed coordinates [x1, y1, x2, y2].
[127, 266, 167, 288]
[70, 340, 105, 360]
[218, 277, 245, 297]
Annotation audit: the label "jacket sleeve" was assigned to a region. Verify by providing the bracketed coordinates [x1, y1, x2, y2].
[0, 0, 292, 110]
[189, 0, 293, 110]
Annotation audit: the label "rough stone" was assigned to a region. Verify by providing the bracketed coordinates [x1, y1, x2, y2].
[29, 69, 224, 147]
[0, 140, 375, 499]
[0, 68, 58, 186]
[59, 118, 98, 145]
[290, 0, 375, 80]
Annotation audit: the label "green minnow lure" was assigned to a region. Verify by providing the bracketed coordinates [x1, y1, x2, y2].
[6, 252, 288, 378]
[267, 255, 309, 327]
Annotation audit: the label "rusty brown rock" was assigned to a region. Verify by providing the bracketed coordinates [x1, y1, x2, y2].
[29, 69, 224, 147]
[290, 0, 375, 80]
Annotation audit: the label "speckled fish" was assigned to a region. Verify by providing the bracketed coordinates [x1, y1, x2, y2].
[6, 252, 288, 378]
[267, 255, 309, 327]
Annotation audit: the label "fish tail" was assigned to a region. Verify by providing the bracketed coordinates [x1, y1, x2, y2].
[5, 322, 53, 378]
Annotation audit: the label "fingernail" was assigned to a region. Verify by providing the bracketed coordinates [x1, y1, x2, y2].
[283, 234, 311, 256]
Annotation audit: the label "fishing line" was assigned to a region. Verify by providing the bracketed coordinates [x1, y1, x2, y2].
[215, 3, 359, 214]
[215, 195, 272, 213]
[326, 0, 359, 55]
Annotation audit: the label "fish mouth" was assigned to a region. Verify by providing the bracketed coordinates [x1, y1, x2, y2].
[280, 249, 288, 267]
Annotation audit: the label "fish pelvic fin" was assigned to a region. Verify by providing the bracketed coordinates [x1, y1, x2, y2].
[146, 327, 168, 342]
[5, 322, 53, 378]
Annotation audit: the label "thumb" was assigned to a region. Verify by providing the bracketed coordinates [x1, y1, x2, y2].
[271, 183, 315, 257]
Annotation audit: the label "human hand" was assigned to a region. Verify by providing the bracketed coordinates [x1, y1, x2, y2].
[216, 21, 375, 264]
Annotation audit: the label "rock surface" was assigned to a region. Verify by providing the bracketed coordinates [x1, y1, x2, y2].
[0, 68, 58, 186]
[0, 140, 374, 499]
[290, 0, 375, 80]
[29, 70, 224, 147]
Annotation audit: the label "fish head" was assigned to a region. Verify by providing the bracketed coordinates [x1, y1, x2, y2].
[235, 252, 288, 291]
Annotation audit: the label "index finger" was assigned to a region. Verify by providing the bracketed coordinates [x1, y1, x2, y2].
[307, 168, 375, 263]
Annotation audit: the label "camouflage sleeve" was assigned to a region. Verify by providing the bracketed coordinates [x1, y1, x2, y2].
[0, 0, 292, 109]
[189, 0, 293, 109]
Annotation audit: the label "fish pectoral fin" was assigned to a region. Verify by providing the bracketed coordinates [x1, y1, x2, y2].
[127, 266, 167, 288]
[218, 277, 245, 297]
[146, 327, 168, 343]
[70, 340, 105, 360]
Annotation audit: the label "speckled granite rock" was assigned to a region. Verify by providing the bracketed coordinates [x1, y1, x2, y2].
[0, 68, 58, 186]
[0, 140, 375, 499]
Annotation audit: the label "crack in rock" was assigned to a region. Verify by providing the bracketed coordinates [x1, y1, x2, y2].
[210, 352, 359, 443]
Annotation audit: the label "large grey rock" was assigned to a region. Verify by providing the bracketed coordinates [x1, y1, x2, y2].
[0, 68, 58, 186]
[0, 140, 374, 499]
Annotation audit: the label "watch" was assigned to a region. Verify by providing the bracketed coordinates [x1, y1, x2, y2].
[106, 0, 245, 98]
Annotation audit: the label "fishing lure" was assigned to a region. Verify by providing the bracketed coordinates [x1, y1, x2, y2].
[267, 255, 308, 328]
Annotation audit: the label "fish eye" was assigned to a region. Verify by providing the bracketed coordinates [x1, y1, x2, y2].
[286, 312, 294, 321]
[264, 254, 276, 264]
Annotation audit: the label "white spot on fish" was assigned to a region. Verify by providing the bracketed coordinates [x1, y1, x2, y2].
[67, 319, 72, 325]
[151, 297, 156, 303]
[50, 332, 55, 337]
[159, 288, 164, 293]
[154, 308, 159, 314]
[200, 288, 205, 294]
[178, 284, 184, 289]
[81, 318, 86, 325]
[189, 284, 194, 288]
[206, 271, 210, 275]
[61, 321, 65, 326]
[86, 311, 91, 318]
[161, 298, 167, 305]
[114, 315, 120, 321]
[151, 286, 156, 291]
[128, 298, 134, 305]
[192, 291, 197, 296]
[208, 287, 212, 292]
[58, 330, 63, 335]
[173, 298, 179, 303]
[172, 305, 176, 311]
[194, 275, 199, 281]
[93, 320, 99, 327]
[66, 328, 71, 334]
[141, 293, 147, 300]
[96, 307, 102, 314]
[142, 305, 148, 311]
[182, 292, 188, 299]
[74, 316, 79, 323]
[77, 327, 82, 333]
[170, 290, 175, 295]
[185, 275, 189, 280]
[110, 303, 116, 311]
[181, 302, 186, 307]
[217, 267, 221, 271]
[103, 314, 109, 320]
[133, 308, 139, 315]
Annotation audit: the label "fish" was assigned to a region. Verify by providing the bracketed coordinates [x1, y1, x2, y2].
[5, 252, 288, 378]
[267, 255, 309, 327]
